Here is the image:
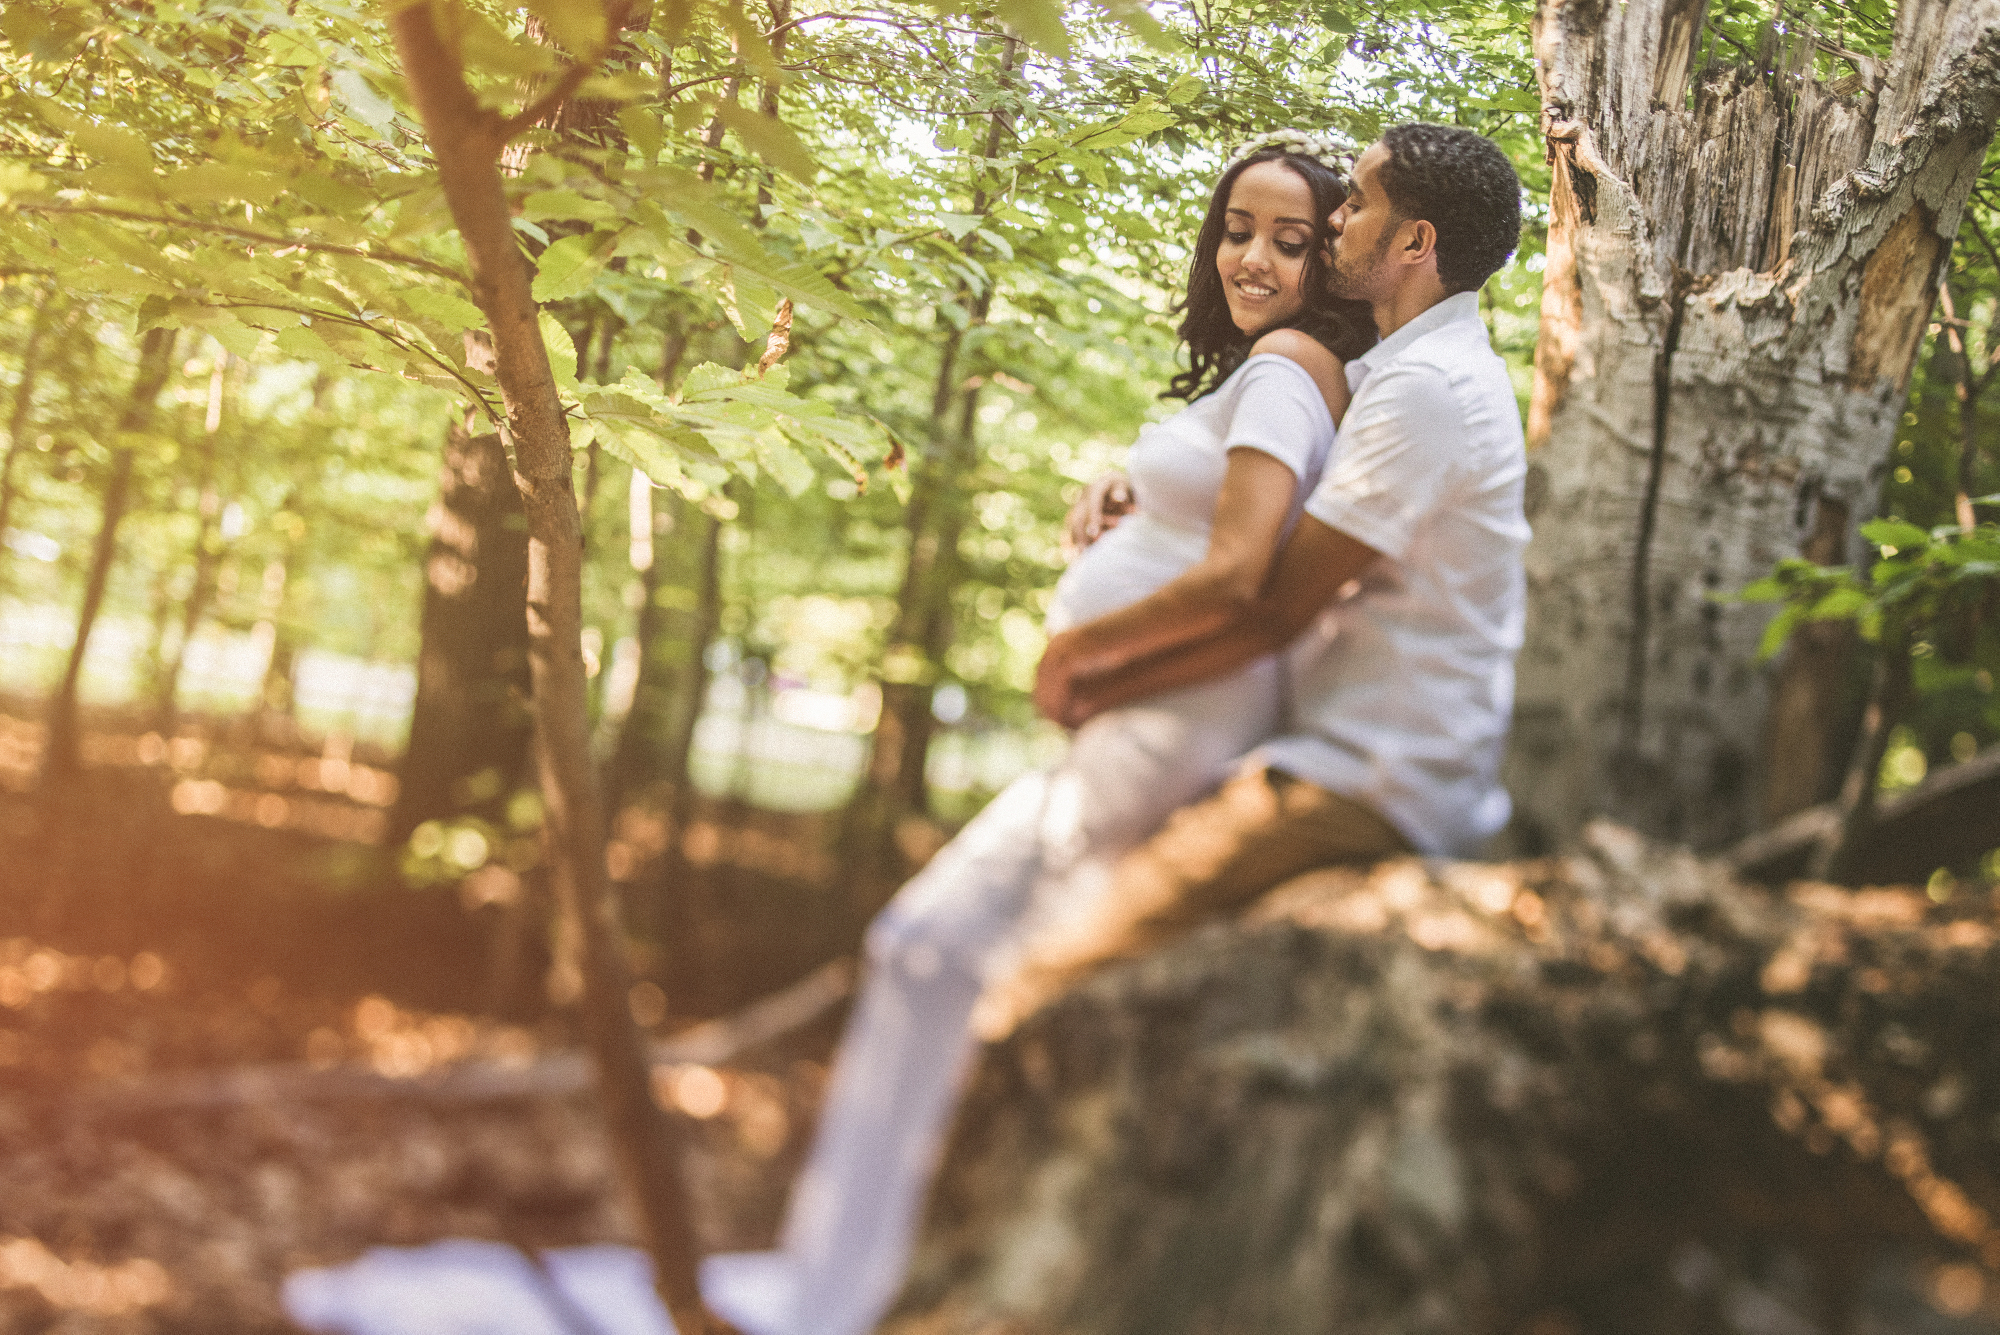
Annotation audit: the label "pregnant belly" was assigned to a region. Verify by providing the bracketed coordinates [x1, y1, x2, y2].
[1046, 513, 1210, 634]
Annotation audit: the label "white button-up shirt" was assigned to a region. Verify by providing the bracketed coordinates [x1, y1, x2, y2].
[1257, 291, 1530, 856]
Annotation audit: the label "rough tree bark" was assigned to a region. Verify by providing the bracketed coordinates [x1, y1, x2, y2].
[41, 324, 175, 782]
[388, 418, 535, 848]
[1507, 0, 2000, 852]
[386, 10, 716, 1330]
[889, 831, 2000, 1335]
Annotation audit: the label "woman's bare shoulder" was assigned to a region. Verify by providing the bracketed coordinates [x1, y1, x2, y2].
[1249, 328, 1348, 415]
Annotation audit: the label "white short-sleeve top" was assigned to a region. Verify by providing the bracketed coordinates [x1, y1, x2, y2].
[1047, 353, 1338, 633]
[1257, 292, 1531, 856]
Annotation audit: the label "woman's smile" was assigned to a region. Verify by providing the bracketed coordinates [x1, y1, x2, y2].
[1215, 159, 1319, 335]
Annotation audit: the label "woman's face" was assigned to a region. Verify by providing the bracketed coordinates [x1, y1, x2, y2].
[1216, 159, 1318, 336]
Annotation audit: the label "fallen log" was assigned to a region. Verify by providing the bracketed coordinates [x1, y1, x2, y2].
[1731, 745, 2000, 887]
[76, 956, 852, 1113]
[886, 825, 2000, 1335]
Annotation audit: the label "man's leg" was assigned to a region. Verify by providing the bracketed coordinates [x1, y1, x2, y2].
[983, 765, 1408, 1035]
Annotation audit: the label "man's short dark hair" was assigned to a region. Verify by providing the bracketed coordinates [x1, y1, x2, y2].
[1378, 124, 1522, 295]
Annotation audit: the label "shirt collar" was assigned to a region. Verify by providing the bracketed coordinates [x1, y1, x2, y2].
[1344, 290, 1484, 393]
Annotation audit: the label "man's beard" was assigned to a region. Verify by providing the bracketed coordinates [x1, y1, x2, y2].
[1329, 230, 1393, 299]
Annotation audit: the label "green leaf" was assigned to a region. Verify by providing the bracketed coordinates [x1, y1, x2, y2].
[1806, 586, 1870, 621]
[521, 189, 619, 224]
[523, 0, 608, 56]
[398, 287, 485, 332]
[1860, 518, 1928, 551]
[575, 70, 657, 102]
[532, 231, 615, 303]
[618, 107, 665, 160]
[206, 320, 265, 359]
[974, 228, 1015, 261]
[162, 164, 283, 207]
[714, 102, 820, 180]
[455, 11, 558, 78]
[539, 312, 579, 394]
[263, 26, 322, 67]
[637, 185, 870, 323]
[988, 0, 1070, 54]
[331, 68, 397, 138]
[1757, 604, 1806, 660]
[937, 213, 983, 242]
[71, 123, 155, 171]
[275, 324, 339, 364]
[1165, 73, 1206, 103]
[0, 163, 47, 204]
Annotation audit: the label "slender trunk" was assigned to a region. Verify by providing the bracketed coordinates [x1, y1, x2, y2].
[389, 420, 535, 848]
[1938, 278, 1994, 528]
[663, 506, 723, 825]
[841, 37, 1020, 898]
[1509, 0, 2000, 850]
[41, 325, 176, 784]
[387, 11, 712, 1329]
[0, 285, 58, 578]
[154, 354, 230, 733]
[1811, 626, 1915, 882]
[1757, 495, 1857, 823]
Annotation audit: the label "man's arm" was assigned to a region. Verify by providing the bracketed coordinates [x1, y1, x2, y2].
[1034, 338, 1349, 720]
[1049, 514, 1380, 726]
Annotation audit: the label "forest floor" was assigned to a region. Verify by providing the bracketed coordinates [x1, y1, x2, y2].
[0, 706, 851, 1334]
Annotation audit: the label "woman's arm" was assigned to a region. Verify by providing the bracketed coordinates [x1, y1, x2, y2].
[1034, 448, 1298, 717]
[1033, 337, 1348, 719]
[1054, 514, 1382, 725]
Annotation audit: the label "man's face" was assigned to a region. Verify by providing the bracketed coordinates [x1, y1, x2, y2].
[1328, 143, 1397, 302]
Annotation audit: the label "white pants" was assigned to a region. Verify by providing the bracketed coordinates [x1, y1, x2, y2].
[701, 661, 1278, 1335]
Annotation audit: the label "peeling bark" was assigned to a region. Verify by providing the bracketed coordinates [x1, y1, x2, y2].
[1508, 0, 2000, 851]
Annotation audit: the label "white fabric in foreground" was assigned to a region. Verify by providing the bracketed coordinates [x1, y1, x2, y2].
[284, 1239, 674, 1335]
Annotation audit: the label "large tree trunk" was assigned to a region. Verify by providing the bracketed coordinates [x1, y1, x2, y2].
[1507, 0, 2000, 852]
[889, 832, 2000, 1334]
[41, 325, 176, 783]
[387, 12, 715, 1331]
[388, 419, 535, 848]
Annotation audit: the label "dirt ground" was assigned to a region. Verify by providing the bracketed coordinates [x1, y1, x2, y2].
[0, 709, 848, 1334]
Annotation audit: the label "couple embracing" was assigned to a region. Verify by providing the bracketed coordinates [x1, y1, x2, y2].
[706, 122, 1529, 1335]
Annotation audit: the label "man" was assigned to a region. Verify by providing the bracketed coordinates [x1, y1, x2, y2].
[997, 122, 1529, 1023]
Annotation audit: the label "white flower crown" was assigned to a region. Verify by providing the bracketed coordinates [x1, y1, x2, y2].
[1225, 128, 1357, 178]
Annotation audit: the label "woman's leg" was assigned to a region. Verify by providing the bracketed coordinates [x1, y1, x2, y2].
[704, 660, 1277, 1335]
[703, 772, 1054, 1335]
[977, 660, 1281, 1034]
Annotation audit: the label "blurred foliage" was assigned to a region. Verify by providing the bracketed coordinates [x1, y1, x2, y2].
[0, 0, 1554, 798]
[9, 0, 1973, 833]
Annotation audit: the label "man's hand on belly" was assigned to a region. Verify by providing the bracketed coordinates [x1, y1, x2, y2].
[1061, 471, 1135, 560]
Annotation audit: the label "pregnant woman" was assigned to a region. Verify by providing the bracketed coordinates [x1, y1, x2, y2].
[701, 130, 1373, 1335]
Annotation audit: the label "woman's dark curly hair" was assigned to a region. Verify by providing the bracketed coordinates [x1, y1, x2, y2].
[1167, 146, 1376, 402]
